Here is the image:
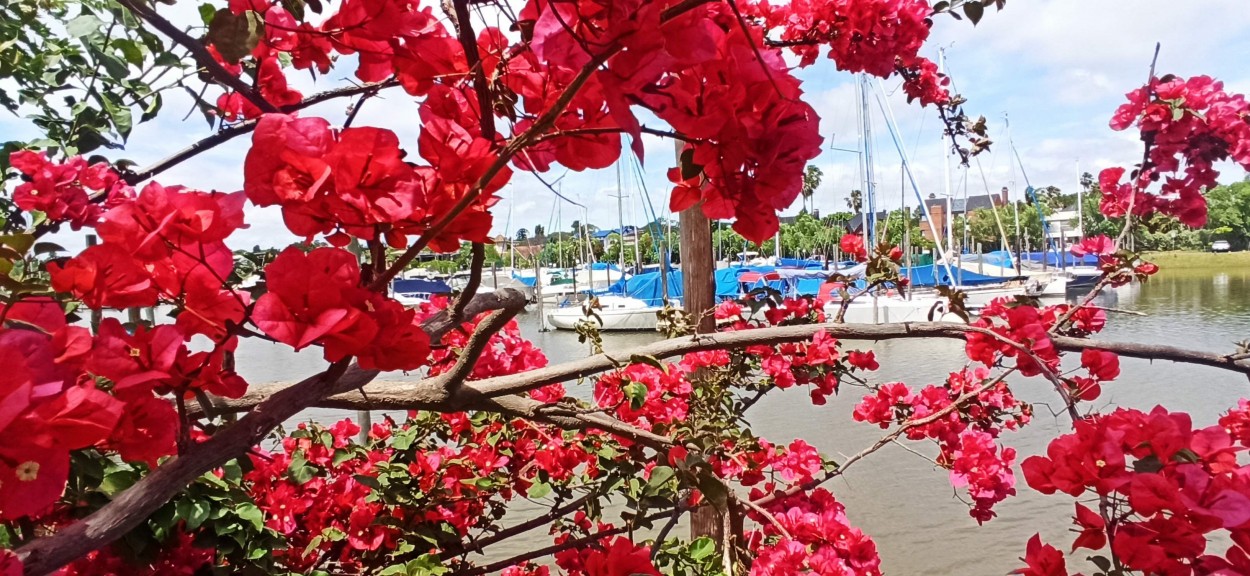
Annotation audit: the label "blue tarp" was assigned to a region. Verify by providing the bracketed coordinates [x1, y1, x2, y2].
[961, 250, 1015, 269]
[1019, 251, 1098, 267]
[899, 265, 1012, 287]
[589, 262, 622, 271]
[511, 274, 538, 287]
[605, 270, 684, 307]
[392, 278, 452, 295]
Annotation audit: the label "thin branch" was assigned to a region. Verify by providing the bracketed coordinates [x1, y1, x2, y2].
[752, 374, 1007, 508]
[451, 0, 497, 142]
[529, 125, 698, 147]
[192, 289, 528, 418]
[116, 0, 275, 114]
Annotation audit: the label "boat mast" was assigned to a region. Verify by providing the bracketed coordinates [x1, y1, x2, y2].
[862, 74, 879, 246]
[871, 76, 957, 286]
[939, 48, 954, 261]
[1076, 157, 1084, 243]
[1006, 113, 1022, 270]
[612, 160, 627, 288]
[855, 73, 869, 249]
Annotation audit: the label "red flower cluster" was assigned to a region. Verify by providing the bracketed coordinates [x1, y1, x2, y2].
[423, 297, 548, 380]
[1021, 405, 1250, 575]
[0, 295, 249, 519]
[8, 151, 131, 229]
[252, 247, 431, 369]
[244, 113, 507, 251]
[853, 367, 1030, 522]
[745, 0, 933, 75]
[965, 300, 1061, 378]
[745, 488, 882, 576]
[1103, 75, 1250, 228]
[594, 364, 692, 427]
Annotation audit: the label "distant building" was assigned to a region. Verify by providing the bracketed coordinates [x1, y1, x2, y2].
[921, 190, 1009, 242]
[845, 211, 888, 235]
[1044, 210, 1082, 245]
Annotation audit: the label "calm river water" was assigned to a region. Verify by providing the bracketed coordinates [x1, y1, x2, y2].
[233, 268, 1250, 574]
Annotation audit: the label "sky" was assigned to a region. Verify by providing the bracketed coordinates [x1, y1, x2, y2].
[5, 0, 1250, 250]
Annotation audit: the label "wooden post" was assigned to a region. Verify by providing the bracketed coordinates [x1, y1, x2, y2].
[675, 141, 719, 540]
[534, 256, 547, 332]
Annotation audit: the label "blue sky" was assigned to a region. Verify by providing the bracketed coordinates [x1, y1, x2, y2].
[6, 0, 1250, 249]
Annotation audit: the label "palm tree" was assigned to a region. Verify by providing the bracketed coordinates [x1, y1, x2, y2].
[801, 165, 823, 212]
[845, 189, 863, 213]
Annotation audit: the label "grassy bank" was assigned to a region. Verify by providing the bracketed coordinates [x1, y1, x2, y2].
[1143, 250, 1250, 270]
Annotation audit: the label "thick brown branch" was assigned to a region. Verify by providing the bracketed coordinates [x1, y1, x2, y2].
[16, 360, 371, 576]
[451, 243, 487, 320]
[217, 321, 1250, 417]
[116, 0, 275, 114]
[451, 0, 496, 142]
[199, 289, 527, 418]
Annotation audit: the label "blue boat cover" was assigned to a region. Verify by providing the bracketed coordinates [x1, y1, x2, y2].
[392, 278, 453, 295]
[899, 265, 1011, 287]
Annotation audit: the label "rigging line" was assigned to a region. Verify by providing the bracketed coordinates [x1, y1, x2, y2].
[871, 76, 957, 286]
[626, 139, 667, 262]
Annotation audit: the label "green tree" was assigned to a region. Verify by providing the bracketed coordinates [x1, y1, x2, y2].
[1206, 181, 1250, 249]
[533, 224, 545, 238]
[845, 189, 863, 213]
[801, 165, 823, 212]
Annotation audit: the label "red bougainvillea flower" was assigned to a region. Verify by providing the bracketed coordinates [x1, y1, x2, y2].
[8, 151, 130, 229]
[1011, 534, 1068, 576]
[840, 234, 867, 261]
[1071, 503, 1106, 551]
[1070, 234, 1115, 258]
[252, 246, 376, 354]
[582, 537, 659, 576]
[0, 327, 123, 519]
[48, 244, 159, 309]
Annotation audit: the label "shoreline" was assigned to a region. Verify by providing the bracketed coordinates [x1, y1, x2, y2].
[1143, 250, 1250, 270]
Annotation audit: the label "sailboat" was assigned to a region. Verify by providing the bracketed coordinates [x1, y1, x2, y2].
[819, 73, 959, 323]
[547, 150, 674, 331]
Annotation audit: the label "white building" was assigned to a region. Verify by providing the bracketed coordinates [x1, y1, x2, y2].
[1044, 210, 1082, 245]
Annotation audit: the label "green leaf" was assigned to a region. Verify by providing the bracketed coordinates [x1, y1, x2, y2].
[281, 0, 306, 20]
[1133, 454, 1163, 474]
[206, 9, 263, 64]
[198, 3, 217, 26]
[66, 14, 104, 38]
[113, 39, 145, 67]
[526, 481, 552, 500]
[100, 469, 139, 496]
[629, 353, 668, 374]
[355, 474, 383, 491]
[688, 537, 715, 560]
[962, 0, 985, 24]
[1089, 555, 1113, 573]
[623, 381, 648, 410]
[678, 147, 702, 180]
[235, 503, 264, 530]
[646, 465, 675, 491]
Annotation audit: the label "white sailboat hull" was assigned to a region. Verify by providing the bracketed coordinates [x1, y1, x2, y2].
[547, 307, 661, 331]
[823, 296, 963, 324]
